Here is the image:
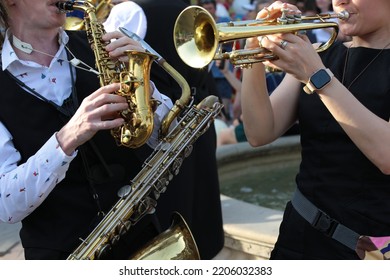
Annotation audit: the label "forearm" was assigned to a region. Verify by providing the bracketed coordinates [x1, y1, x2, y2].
[0, 134, 76, 223]
[317, 78, 390, 174]
[241, 63, 276, 146]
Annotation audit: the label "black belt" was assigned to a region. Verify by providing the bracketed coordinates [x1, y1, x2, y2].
[291, 188, 360, 250]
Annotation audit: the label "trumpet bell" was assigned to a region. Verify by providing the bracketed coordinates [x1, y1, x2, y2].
[174, 6, 218, 68]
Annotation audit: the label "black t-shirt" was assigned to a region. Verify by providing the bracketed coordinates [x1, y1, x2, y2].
[297, 41, 390, 236]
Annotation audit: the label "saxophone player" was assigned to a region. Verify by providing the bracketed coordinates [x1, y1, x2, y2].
[0, 0, 173, 259]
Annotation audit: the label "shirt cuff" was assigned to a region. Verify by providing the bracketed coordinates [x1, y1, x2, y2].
[36, 133, 77, 176]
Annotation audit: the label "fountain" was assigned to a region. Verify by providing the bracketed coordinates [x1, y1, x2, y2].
[214, 135, 301, 260]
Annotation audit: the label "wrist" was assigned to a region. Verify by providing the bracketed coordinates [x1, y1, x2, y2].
[303, 68, 334, 94]
[56, 129, 77, 156]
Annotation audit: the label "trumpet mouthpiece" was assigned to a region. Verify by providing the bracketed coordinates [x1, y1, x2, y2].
[338, 10, 350, 20]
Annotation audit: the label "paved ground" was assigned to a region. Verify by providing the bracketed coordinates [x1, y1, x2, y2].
[0, 222, 24, 260]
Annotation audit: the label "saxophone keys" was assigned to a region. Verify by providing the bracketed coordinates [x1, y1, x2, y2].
[121, 128, 132, 145]
[184, 145, 193, 158]
[109, 234, 121, 246]
[117, 220, 132, 236]
[96, 243, 112, 260]
[155, 178, 168, 193]
[171, 157, 183, 176]
[117, 185, 132, 198]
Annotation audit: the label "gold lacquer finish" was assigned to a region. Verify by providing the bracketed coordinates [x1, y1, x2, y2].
[130, 212, 200, 260]
[174, 5, 349, 68]
[57, 1, 156, 148]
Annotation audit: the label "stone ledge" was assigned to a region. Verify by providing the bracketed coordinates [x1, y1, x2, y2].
[216, 195, 283, 260]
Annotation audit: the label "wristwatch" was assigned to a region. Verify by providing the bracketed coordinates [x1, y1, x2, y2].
[303, 68, 334, 94]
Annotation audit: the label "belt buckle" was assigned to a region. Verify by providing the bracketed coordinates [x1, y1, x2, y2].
[312, 210, 338, 237]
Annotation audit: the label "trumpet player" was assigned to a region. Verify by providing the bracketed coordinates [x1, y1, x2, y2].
[241, 0, 390, 259]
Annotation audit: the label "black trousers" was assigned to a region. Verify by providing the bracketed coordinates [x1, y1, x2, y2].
[270, 202, 360, 260]
[24, 214, 161, 260]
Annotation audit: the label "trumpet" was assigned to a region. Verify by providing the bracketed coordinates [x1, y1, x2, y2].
[173, 6, 349, 68]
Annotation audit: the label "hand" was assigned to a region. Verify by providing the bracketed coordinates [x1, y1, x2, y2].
[257, 1, 301, 21]
[56, 83, 128, 155]
[245, 1, 301, 50]
[245, 1, 324, 83]
[102, 31, 145, 63]
[260, 33, 325, 83]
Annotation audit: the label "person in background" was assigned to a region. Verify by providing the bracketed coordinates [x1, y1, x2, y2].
[216, 0, 232, 18]
[133, 0, 225, 260]
[0, 0, 173, 259]
[232, 0, 252, 19]
[312, 0, 350, 43]
[241, 0, 390, 259]
[215, 60, 246, 146]
[103, 1, 147, 39]
[199, 0, 235, 122]
[64, 1, 147, 39]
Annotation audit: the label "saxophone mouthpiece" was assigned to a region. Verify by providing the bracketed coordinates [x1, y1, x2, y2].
[56, 1, 74, 12]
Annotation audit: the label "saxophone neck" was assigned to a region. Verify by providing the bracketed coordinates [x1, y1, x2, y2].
[56, 1, 95, 13]
[159, 60, 192, 137]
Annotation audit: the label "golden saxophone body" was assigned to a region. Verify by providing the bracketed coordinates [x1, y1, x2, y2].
[58, 0, 156, 148]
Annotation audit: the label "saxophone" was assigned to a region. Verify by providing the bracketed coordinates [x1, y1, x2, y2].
[57, 1, 223, 260]
[68, 95, 222, 260]
[57, 0, 157, 148]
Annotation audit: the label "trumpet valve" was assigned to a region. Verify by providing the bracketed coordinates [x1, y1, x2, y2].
[278, 8, 302, 24]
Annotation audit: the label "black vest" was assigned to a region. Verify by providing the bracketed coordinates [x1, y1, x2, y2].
[133, 0, 225, 260]
[0, 31, 153, 253]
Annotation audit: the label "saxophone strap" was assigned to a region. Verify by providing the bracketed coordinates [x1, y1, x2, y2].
[4, 47, 78, 118]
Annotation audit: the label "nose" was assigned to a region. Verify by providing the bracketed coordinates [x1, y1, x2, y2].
[332, 0, 349, 9]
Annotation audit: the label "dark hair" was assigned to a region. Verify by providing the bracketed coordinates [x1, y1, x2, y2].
[198, 0, 216, 7]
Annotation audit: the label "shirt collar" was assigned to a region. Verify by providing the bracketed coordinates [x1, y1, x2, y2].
[1, 28, 70, 71]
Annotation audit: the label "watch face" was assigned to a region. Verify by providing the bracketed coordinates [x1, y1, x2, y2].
[311, 69, 331, 89]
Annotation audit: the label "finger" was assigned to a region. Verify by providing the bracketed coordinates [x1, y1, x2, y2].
[83, 85, 127, 113]
[91, 93, 128, 112]
[258, 1, 301, 20]
[85, 102, 129, 126]
[263, 60, 283, 72]
[93, 118, 125, 131]
[102, 30, 122, 42]
[86, 83, 121, 100]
